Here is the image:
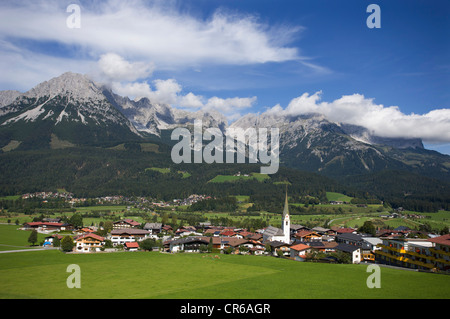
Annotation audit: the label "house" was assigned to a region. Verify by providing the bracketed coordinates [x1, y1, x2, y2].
[335, 227, 356, 234]
[113, 219, 140, 229]
[335, 243, 361, 264]
[294, 230, 322, 242]
[268, 241, 291, 256]
[73, 233, 105, 253]
[143, 222, 162, 238]
[336, 233, 364, 246]
[22, 221, 72, 232]
[43, 234, 64, 247]
[306, 241, 338, 253]
[110, 229, 150, 246]
[125, 242, 140, 251]
[290, 243, 312, 261]
[169, 237, 209, 253]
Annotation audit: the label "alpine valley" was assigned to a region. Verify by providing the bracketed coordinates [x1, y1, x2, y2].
[1, 72, 449, 212]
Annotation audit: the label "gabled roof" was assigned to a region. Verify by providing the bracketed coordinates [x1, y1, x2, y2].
[335, 243, 360, 253]
[111, 229, 150, 235]
[290, 243, 311, 251]
[428, 234, 450, 247]
[264, 226, 284, 237]
[125, 242, 140, 248]
[114, 219, 140, 226]
[74, 233, 105, 242]
[336, 233, 363, 241]
[144, 222, 162, 230]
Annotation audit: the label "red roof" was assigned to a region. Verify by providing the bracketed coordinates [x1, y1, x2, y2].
[336, 228, 355, 234]
[428, 234, 450, 247]
[75, 233, 104, 242]
[125, 242, 140, 248]
[290, 243, 311, 251]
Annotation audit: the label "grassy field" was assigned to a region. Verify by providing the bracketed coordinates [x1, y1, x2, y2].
[0, 249, 449, 299]
[326, 192, 353, 202]
[0, 225, 48, 251]
[209, 173, 270, 183]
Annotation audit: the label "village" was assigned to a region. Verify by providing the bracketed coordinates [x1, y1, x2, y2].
[19, 192, 450, 274]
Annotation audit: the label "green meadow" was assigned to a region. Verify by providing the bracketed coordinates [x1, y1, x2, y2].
[0, 249, 449, 299]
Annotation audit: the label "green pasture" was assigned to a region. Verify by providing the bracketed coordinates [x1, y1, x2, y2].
[0, 250, 449, 299]
[0, 224, 48, 251]
[209, 173, 270, 183]
[326, 192, 353, 202]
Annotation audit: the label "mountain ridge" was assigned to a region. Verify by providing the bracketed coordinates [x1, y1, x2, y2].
[0, 72, 449, 183]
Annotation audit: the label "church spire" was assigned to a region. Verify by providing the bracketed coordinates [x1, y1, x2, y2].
[283, 185, 289, 217]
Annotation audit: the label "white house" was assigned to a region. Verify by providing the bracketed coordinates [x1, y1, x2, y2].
[110, 229, 150, 246]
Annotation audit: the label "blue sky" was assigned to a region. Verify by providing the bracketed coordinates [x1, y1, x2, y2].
[0, 0, 449, 153]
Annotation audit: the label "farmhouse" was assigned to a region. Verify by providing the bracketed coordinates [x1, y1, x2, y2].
[74, 233, 105, 253]
[169, 237, 209, 253]
[110, 229, 150, 246]
[113, 219, 140, 229]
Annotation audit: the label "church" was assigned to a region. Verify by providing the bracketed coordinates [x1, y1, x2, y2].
[262, 190, 291, 244]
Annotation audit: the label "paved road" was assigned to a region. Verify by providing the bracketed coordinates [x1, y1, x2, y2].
[0, 246, 59, 253]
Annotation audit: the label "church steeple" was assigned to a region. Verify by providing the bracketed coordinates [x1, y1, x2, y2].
[283, 186, 289, 217]
[281, 185, 290, 244]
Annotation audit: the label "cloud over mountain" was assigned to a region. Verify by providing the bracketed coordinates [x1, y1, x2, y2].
[265, 91, 450, 144]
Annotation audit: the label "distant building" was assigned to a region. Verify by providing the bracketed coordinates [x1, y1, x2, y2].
[113, 219, 140, 229]
[263, 190, 291, 244]
[375, 235, 450, 272]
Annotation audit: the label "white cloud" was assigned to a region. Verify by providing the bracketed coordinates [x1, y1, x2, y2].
[110, 73, 256, 120]
[0, 0, 301, 69]
[97, 53, 154, 82]
[266, 91, 450, 143]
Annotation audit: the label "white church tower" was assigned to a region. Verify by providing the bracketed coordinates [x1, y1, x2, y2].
[281, 189, 291, 244]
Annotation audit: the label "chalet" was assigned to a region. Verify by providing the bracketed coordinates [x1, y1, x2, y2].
[290, 243, 312, 261]
[294, 230, 322, 242]
[169, 237, 209, 253]
[110, 229, 150, 246]
[74, 233, 105, 253]
[113, 219, 140, 229]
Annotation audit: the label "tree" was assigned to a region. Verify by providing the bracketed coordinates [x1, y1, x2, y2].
[139, 238, 156, 251]
[61, 236, 75, 252]
[358, 221, 376, 236]
[69, 213, 83, 229]
[103, 220, 113, 233]
[28, 230, 38, 246]
[53, 236, 61, 247]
